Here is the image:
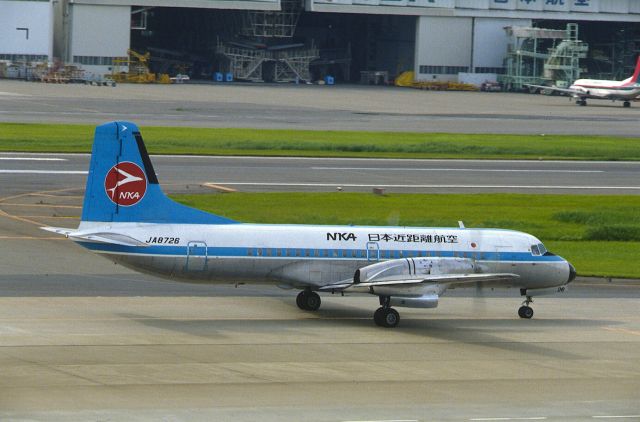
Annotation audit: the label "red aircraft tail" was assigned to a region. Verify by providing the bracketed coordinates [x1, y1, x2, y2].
[623, 56, 640, 85]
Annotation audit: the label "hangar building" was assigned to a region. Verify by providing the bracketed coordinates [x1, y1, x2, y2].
[1, 0, 640, 84]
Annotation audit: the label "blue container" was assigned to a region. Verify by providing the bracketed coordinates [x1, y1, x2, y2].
[225, 72, 233, 82]
[324, 75, 335, 85]
[214, 72, 223, 82]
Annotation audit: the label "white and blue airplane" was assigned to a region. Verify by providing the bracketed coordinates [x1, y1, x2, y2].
[44, 121, 576, 328]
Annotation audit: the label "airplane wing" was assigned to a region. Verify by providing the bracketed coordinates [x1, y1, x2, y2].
[319, 273, 519, 292]
[41, 226, 149, 247]
[525, 84, 585, 97]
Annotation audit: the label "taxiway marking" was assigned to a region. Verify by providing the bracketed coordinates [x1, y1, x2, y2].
[313, 167, 603, 173]
[0, 170, 87, 174]
[603, 327, 640, 337]
[0, 157, 66, 161]
[209, 182, 640, 190]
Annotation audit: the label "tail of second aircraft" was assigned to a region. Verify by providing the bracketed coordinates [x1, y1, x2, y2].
[79, 121, 237, 225]
[622, 55, 640, 85]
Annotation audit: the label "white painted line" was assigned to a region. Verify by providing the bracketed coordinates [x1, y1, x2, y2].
[0, 91, 29, 97]
[209, 182, 640, 190]
[0, 170, 87, 175]
[342, 420, 418, 422]
[470, 418, 547, 421]
[592, 416, 640, 419]
[0, 157, 67, 161]
[312, 167, 602, 173]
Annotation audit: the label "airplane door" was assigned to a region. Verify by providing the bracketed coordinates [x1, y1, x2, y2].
[186, 241, 208, 271]
[366, 242, 380, 261]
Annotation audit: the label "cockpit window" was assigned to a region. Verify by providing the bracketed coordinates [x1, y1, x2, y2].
[531, 244, 540, 256]
[538, 243, 548, 256]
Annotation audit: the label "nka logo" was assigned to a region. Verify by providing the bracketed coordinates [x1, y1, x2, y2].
[104, 162, 147, 206]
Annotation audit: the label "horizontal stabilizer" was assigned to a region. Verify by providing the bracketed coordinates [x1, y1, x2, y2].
[41, 226, 149, 247]
[525, 84, 583, 96]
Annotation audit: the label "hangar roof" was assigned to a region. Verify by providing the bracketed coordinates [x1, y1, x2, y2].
[70, 0, 640, 21]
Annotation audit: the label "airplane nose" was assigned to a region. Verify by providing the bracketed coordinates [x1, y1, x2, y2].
[568, 262, 577, 283]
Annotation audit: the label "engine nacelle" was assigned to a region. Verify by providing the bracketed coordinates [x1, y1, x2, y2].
[355, 257, 477, 284]
[390, 294, 439, 309]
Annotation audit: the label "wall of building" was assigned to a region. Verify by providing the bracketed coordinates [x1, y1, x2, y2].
[472, 17, 530, 73]
[414, 16, 472, 82]
[414, 16, 533, 82]
[69, 4, 131, 76]
[0, 0, 53, 61]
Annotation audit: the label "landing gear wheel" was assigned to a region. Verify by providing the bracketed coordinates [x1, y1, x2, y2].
[374, 307, 385, 326]
[381, 308, 400, 328]
[624, 101, 631, 108]
[576, 99, 587, 106]
[518, 306, 534, 319]
[296, 290, 321, 311]
[305, 292, 321, 311]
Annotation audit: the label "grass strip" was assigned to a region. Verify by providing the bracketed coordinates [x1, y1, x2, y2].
[2, 122, 640, 160]
[172, 192, 640, 279]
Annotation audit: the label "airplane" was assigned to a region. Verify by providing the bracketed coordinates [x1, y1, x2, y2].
[527, 55, 640, 107]
[43, 121, 576, 328]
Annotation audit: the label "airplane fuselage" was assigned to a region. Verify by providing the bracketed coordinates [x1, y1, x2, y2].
[76, 222, 571, 293]
[571, 79, 640, 100]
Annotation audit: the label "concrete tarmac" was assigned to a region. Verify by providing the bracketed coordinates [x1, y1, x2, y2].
[1, 159, 640, 421]
[1, 81, 639, 421]
[2, 152, 640, 194]
[2, 80, 640, 135]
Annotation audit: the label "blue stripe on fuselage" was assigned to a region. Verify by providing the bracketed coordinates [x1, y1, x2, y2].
[76, 242, 565, 262]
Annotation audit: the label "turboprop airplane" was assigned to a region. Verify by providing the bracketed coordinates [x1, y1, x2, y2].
[527, 56, 640, 107]
[43, 121, 576, 328]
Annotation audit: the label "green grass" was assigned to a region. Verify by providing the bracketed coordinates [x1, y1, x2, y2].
[2, 122, 640, 160]
[171, 192, 640, 279]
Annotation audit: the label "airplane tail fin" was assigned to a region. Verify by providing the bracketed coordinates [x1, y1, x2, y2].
[623, 55, 640, 85]
[80, 121, 237, 225]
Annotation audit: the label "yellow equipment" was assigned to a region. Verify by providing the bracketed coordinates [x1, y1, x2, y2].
[111, 49, 156, 83]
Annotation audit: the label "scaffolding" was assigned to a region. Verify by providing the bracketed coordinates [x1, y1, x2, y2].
[217, 41, 318, 82]
[500, 24, 588, 90]
[241, 0, 302, 38]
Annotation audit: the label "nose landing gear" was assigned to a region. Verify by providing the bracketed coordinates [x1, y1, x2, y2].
[518, 295, 534, 319]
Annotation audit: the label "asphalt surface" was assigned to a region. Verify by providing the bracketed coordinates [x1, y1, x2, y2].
[0, 82, 639, 421]
[2, 80, 640, 135]
[2, 152, 640, 194]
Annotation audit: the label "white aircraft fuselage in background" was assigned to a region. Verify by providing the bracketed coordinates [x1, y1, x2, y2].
[45, 122, 576, 328]
[529, 56, 640, 107]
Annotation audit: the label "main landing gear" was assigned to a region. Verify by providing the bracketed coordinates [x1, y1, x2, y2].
[576, 99, 587, 106]
[296, 289, 321, 311]
[624, 101, 631, 108]
[518, 295, 534, 319]
[374, 296, 400, 328]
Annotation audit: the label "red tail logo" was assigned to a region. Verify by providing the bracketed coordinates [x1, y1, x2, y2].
[104, 162, 147, 206]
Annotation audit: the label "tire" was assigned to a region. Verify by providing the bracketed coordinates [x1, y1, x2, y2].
[518, 306, 534, 319]
[373, 307, 385, 326]
[624, 101, 631, 108]
[305, 292, 321, 311]
[296, 291, 306, 310]
[382, 308, 400, 328]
